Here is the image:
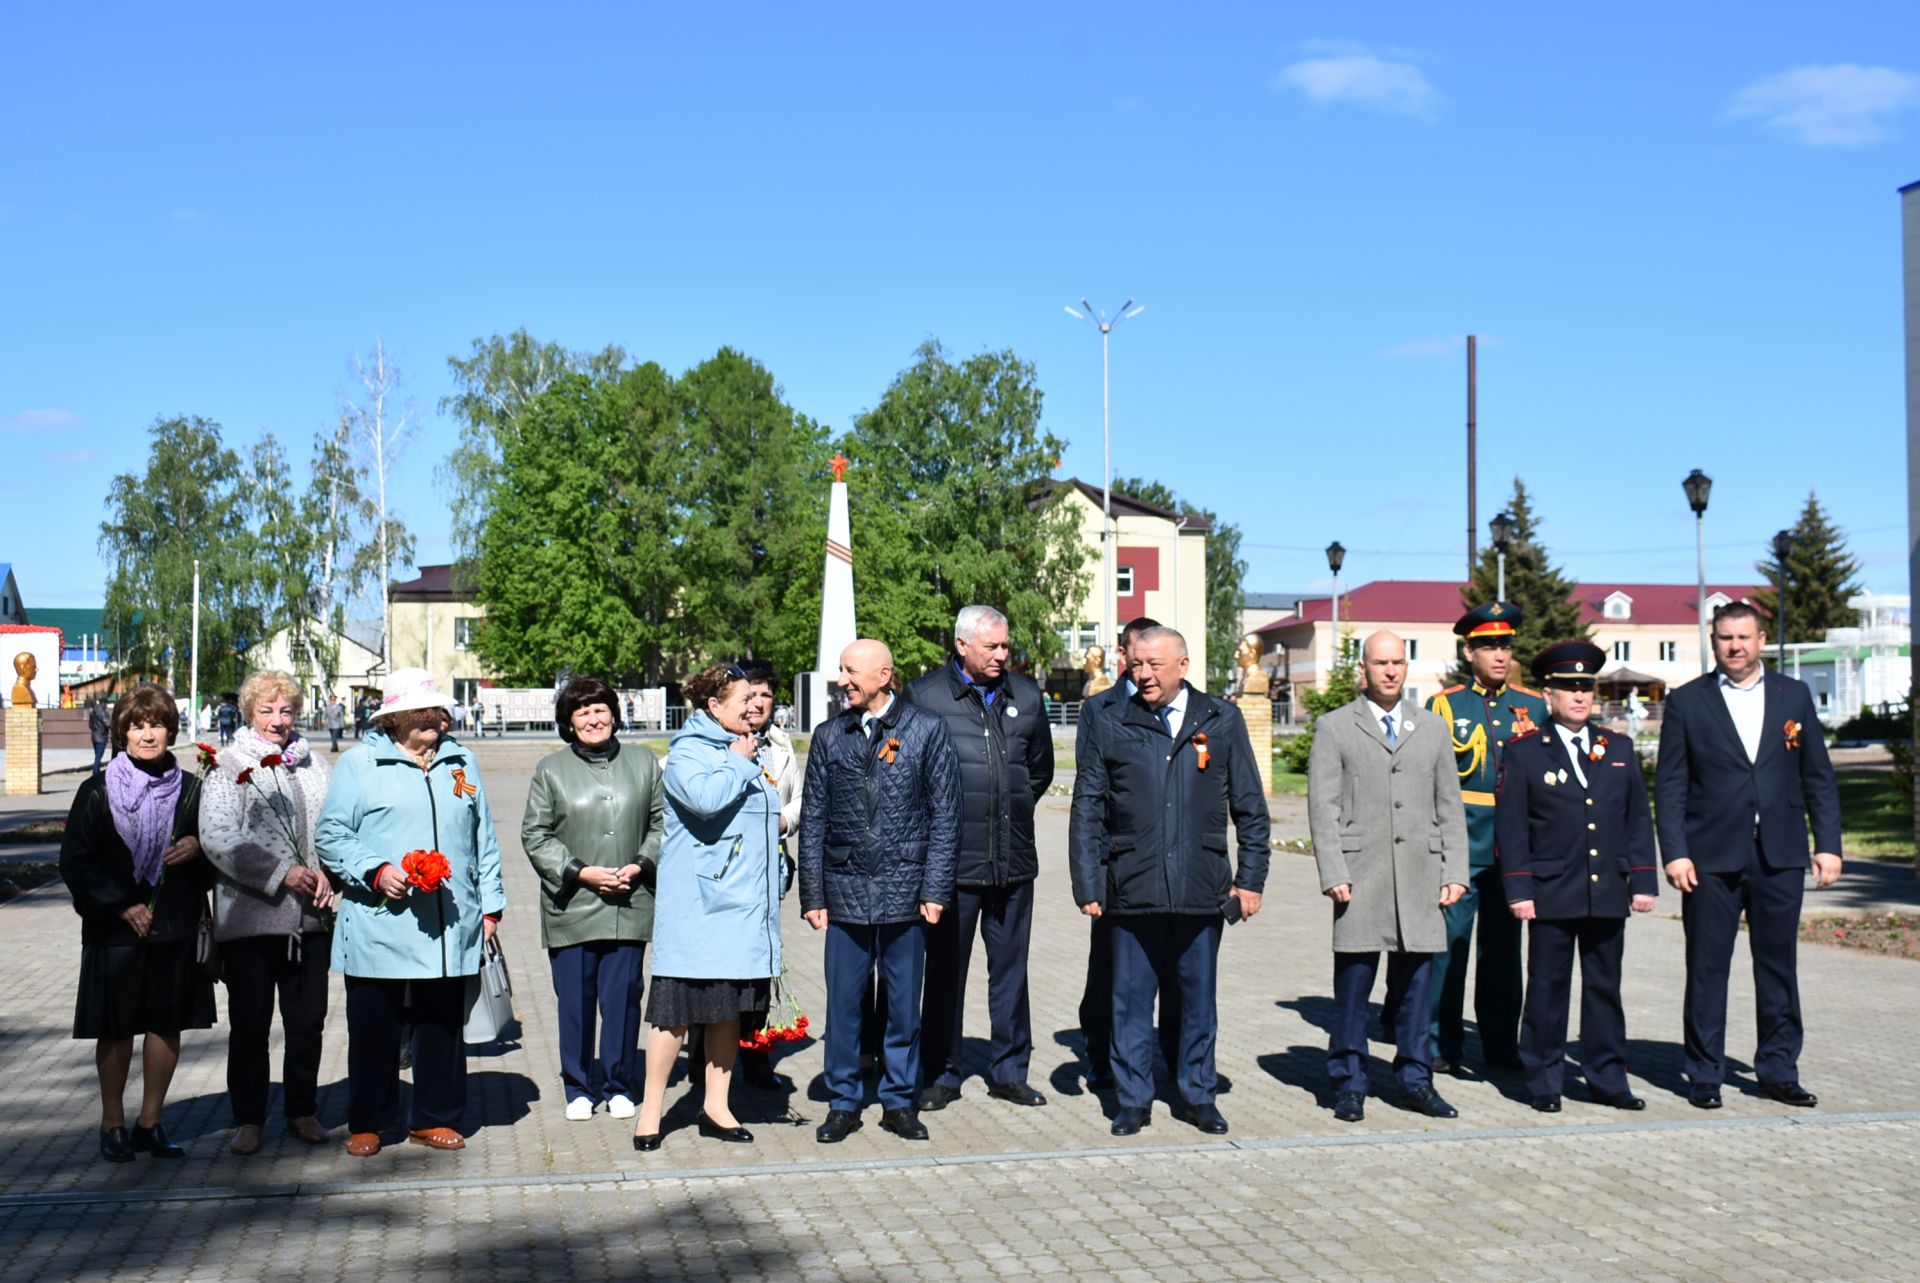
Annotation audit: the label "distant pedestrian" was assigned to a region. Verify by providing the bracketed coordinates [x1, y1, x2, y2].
[59, 683, 214, 1162]
[216, 699, 239, 746]
[470, 697, 485, 738]
[352, 695, 369, 740]
[323, 695, 345, 752]
[87, 697, 112, 774]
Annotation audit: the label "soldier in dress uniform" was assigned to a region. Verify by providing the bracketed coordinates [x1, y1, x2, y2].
[1422, 601, 1548, 1072]
[1495, 640, 1658, 1112]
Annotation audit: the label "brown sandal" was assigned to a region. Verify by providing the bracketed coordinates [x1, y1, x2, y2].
[407, 1127, 466, 1151]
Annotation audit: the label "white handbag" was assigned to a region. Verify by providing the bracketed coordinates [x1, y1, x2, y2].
[463, 937, 515, 1044]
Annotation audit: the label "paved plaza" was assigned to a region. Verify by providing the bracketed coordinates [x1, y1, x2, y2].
[2, 738, 1917, 1281]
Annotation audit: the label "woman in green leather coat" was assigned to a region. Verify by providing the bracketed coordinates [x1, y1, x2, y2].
[521, 677, 664, 1122]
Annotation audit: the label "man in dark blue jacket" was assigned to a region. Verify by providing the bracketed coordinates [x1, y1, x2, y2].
[908, 606, 1055, 1112]
[1655, 602, 1842, 1109]
[1496, 641, 1658, 1113]
[800, 639, 961, 1143]
[1068, 627, 1270, 1137]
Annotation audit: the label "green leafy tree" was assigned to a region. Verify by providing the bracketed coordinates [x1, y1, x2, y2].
[1277, 628, 1358, 773]
[671, 349, 831, 678]
[439, 329, 629, 576]
[1752, 491, 1864, 646]
[475, 367, 683, 684]
[1112, 476, 1247, 692]
[1452, 477, 1588, 684]
[100, 416, 256, 693]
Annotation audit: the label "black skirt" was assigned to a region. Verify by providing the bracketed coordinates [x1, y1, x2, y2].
[74, 939, 218, 1040]
[645, 976, 769, 1030]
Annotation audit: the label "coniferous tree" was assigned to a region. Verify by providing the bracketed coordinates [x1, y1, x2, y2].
[1451, 478, 1588, 685]
[1751, 491, 1864, 645]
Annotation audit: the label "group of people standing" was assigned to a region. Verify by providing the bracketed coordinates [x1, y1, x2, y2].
[56, 592, 1845, 1162]
[1305, 598, 1842, 1121]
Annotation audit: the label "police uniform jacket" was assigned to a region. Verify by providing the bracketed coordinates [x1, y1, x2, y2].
[1067, 685, 1270, 915]
[1427, 680, 1547, 870]
[1495, 725, 1657, 919]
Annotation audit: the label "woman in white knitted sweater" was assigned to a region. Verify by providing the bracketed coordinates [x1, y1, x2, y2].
[198, 670, 336, 1155]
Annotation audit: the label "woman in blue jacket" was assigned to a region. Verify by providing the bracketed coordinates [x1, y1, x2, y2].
[632, 663, 784, 1151]
[316, 668, 507, 1158]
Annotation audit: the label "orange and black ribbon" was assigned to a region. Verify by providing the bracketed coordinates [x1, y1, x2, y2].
[451, 767, 478, 799]
[1193, 732, 1211, 771]
[878, 737, 901, 765]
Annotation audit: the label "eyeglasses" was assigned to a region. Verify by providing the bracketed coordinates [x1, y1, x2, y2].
[727, 660, 775, 683]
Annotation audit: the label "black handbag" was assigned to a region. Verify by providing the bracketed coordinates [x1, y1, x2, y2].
[194, 900, 221, 979]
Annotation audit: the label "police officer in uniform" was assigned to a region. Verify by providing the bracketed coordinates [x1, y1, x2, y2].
[1423, 601, 1548, 1072]
[1495, 641, 1657, 1112]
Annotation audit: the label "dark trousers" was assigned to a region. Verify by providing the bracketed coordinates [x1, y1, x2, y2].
[223, 932, 331, 1126]
[91, 741, 108, 774]
[1428, 864, 1523, 1062]
[1080, 914, 1183, 1078]
[549, 941, 646, 1104]
[1682, 838, 1806, 1086]
[824, 920, 925, 1111]
[344, 976, 468, 1134]
[922, 880, 1035, 1090]
[1109, 914, 1221, 1110]
[1520, 918, 1628, 1098]
[1330, 951, 1433, 1096]
[328, 727, 342, 752]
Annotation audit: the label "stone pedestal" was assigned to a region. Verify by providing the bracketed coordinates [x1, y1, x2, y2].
[4, 708, 41, 796]
[1242, 698, 1274, 795]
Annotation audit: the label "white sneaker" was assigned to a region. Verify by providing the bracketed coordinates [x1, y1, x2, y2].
[565, 1097, 595, 1122]
[605, 1094, 637, 1120]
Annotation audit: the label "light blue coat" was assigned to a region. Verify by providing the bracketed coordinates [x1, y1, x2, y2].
[651, 713, 784, 981]
[316, 730, 507, 979]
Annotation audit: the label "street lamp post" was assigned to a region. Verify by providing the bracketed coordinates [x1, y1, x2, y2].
[1489, 510, 1516, 601]
[1065, 299, 1145, 678]
[1683, 470, 1713, 674]
[1326, 540, 1346, 674]
[1772, 528, 1793, 672]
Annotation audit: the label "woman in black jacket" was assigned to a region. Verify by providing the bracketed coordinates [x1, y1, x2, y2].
[59, 683, 215, 1162]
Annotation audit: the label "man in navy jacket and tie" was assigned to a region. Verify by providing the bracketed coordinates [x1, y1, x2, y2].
[1655, 602, 1842, 1109]
[1496, 641, 1658, 1113]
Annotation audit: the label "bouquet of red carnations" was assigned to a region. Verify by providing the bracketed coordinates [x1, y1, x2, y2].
[740, 972, 810, 1050]
[388, 849, 453, 910]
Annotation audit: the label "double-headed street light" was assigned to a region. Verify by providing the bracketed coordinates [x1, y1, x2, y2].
[1326, 541, 1347, 667]
[1772, 528, 1793, 672]
[1683, 469, 1713, 674]
[1065, 299, 1145, 676]
[1489, 510, 1516, 600]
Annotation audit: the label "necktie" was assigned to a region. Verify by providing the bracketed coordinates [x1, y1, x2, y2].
[1574, 730, 1588, 759]
[1381, 713, 1397, 747]
[1156, 705, 1173, 736]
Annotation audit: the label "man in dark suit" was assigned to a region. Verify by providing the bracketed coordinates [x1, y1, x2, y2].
[1069, 626, 1270, 1136]
[1655, 602, 1842, 1109]
[1496, 641, 1658, 1112]
[909, 605, 1055, 1112]
[1073, 615, 1179, 1088]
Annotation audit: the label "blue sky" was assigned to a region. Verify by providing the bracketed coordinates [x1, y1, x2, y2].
[3, 2, 1916, 613]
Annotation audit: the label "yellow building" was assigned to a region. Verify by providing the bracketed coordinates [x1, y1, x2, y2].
[1041, 479, 1210, 690]
[388, 565, 494, 706]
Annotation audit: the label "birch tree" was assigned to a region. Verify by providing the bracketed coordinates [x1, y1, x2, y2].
[344, 338, 418, 669]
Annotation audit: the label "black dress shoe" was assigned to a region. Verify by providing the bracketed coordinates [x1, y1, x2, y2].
[1086, 1069, 1116, 1091]
[988, 1081, 1047, 1107]
[1399, 1085, 1459, 1119]
[816, 1109, 862, 1143]
[632, 1132, 662, 1152]
[1484, 1053, 1524, 1071]
[1109, 1105, 1152, 1136]
[1591, 1088, 1647, 1111]
[695, 1112, 754, 1144]
[1689, 1084, 1723, 1110]
[1531, 1094, 1562, 1113]
[99, 1126, 133, 1163]
[1759, 1081, 1818, 1107]
[130, 1122, 185, 1158]
[1332, 1091, 1365, 1123]
[1430, 1056, 1456, 1076]
[879, 1108, 929, 1140]
[1183, 1103, 1229, 1135]
[918, 1082, 962, 1112]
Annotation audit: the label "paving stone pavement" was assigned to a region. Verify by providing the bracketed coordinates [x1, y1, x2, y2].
[3, 739, 1917, 1280]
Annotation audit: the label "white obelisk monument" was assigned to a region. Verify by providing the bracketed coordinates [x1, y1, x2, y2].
[807, 452, 857, 729]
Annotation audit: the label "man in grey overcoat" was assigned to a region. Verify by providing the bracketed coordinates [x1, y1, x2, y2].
[1307, 631, 1469, 1123]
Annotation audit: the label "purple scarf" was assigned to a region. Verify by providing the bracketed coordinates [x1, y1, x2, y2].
[104, 752, 183, 887]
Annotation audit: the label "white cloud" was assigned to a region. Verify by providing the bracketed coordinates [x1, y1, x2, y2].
[0, 408, 83, 434]
[1728, 64, 1920, 146]
[1277, 45, 1440, 119]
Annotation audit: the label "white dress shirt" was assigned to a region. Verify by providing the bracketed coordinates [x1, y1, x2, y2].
[1365, 697, 1413, 744]
[1717, 670, 1765, 763]
[1554, 720, 1592, 788]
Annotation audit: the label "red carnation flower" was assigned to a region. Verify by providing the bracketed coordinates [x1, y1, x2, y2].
[401, 849, 453, 894]
[259, 753, 284, 769]
[235, 767, 254, 786]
